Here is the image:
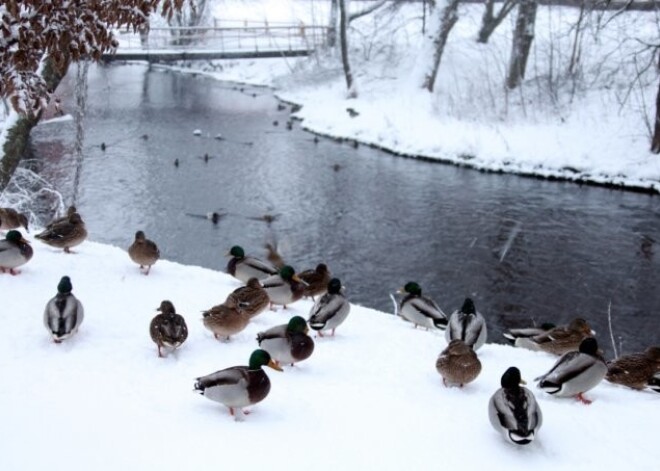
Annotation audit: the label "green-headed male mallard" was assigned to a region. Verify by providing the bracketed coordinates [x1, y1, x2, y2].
[128, 230, 160, 275]
[202, 296, 250, 341]
[397, 281, 447, 330]
[227, 277, 269, 319]
[308, 278, 350, 337]
[435, 339, 482, 387]
[535, 337, 607, 404]
[0, 230, 33, 275]
[194, 349, 282, 421]
[226, 245, 277, 283]
[299, 263, 331, 300]
[606, 346, 660, 390]
[43, 276, 84, 343]
[513, 318, 594, 355]
[257, 316, 315, 367]
[35, 212, 87, 253]
[261, 265, 305, 310]
[150, 300, 188, 357]
[489, 367, 542, 445]
[445, 298, 487, 351]
[0, 207, 29, 232]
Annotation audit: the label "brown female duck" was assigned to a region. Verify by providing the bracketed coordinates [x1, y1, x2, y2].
[150, 300, 188, 357]
[35, 212, 87, 253]
[0, 208, 29, 232]
[606, 346, 660, 390]
[435, 339, 482, 387]
[227, 277, 269, 319]
[202, 296, 250, 341]
[514, 318, 594, 355]
[128, 230, 160, 275]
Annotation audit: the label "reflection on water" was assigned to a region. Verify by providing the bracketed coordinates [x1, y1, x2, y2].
[30, 63, 660, 356]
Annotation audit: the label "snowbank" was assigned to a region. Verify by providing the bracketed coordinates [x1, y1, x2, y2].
[0, 238, 657, 470]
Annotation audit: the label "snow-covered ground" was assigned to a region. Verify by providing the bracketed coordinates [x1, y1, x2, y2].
[189, 0, 660, 192]
[1, 238, 657, 470]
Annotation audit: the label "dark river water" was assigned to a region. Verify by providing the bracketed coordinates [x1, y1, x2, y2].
[28, 63, 660, 357]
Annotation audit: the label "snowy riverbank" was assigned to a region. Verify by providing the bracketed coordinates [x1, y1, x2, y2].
[1, 238, 658, 470]
[186, 1, 660, 193]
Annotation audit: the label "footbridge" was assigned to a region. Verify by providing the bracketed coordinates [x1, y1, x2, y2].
[103, 22, 329, 62]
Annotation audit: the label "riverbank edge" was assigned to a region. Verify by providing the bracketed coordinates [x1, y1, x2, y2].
[155, 63, 660, 196]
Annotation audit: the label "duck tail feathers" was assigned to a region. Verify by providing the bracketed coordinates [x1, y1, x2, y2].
[433, 318, 448, 330]
[508, 431, 534, 445]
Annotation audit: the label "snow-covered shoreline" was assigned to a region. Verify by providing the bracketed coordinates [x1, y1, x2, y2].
[1, 238, 658, 470]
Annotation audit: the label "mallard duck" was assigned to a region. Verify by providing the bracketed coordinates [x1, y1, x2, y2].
[194, 349, 282, 421]
[128, 230, 160, 275]
[606, 346, 660, 390]
[535, 337, 607, 404]
[445, 298, 487, 351]
[435, 339, 482, 387]
[149, 300, 188, 357]
[44, 205, 76, 230]
[0, 207, 29, 232]
[35, 212, 87, 253]
[264, 242, 285, 268]
[397, 281, 448, 330]
[226, 245, 277, 283]
[513, 318, 594, 355]
[0, 230, 33, 275]
[299, 263, 331, 300]
[257, 316, 315, 366]
[502, 322, 556, 344]
[261, 265, 306, 309]
[202, 296, 250, 341]
[489, 367, 542, 445]
[227, 277, 270, 319]
[308, 278, 351, 337]
[43, 276, 84, 343]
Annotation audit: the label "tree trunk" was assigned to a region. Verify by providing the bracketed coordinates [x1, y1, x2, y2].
[652, 74, 660, 154]
[506, 0, 538, 90]
[477, 0, 517, 44]
[421, 0, 460, 93]
[327, 0, 338, 48]
[338, 0, 356, 97]
[169, 0, 208, 47]
[0, 55, 69, 193]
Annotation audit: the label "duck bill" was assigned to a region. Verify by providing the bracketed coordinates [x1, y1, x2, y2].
[396, 287, 405, 294]
[20, 236, 31, 244]
[292, 274, 308, 286]
[520, 379, 527, 385]
[267, 360, 284, 372]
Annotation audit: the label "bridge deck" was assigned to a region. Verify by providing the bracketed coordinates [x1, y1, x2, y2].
[102, 48, 312, 62]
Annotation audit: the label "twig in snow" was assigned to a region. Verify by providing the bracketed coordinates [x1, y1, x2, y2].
[607, 300, 619, 359]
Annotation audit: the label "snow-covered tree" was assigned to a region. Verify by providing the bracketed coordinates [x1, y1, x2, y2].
[338, 0, 356, 97]
[505, 0, 537, 89]
[0, 0, 185, 115]
[477, 0, 516, 44]
[653, 73, 660, 154]
[168, 0, 209, 46]
[420, 0, 460, 93]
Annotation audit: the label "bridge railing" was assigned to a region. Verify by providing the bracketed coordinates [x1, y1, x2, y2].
[115, 25, 329, 53]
